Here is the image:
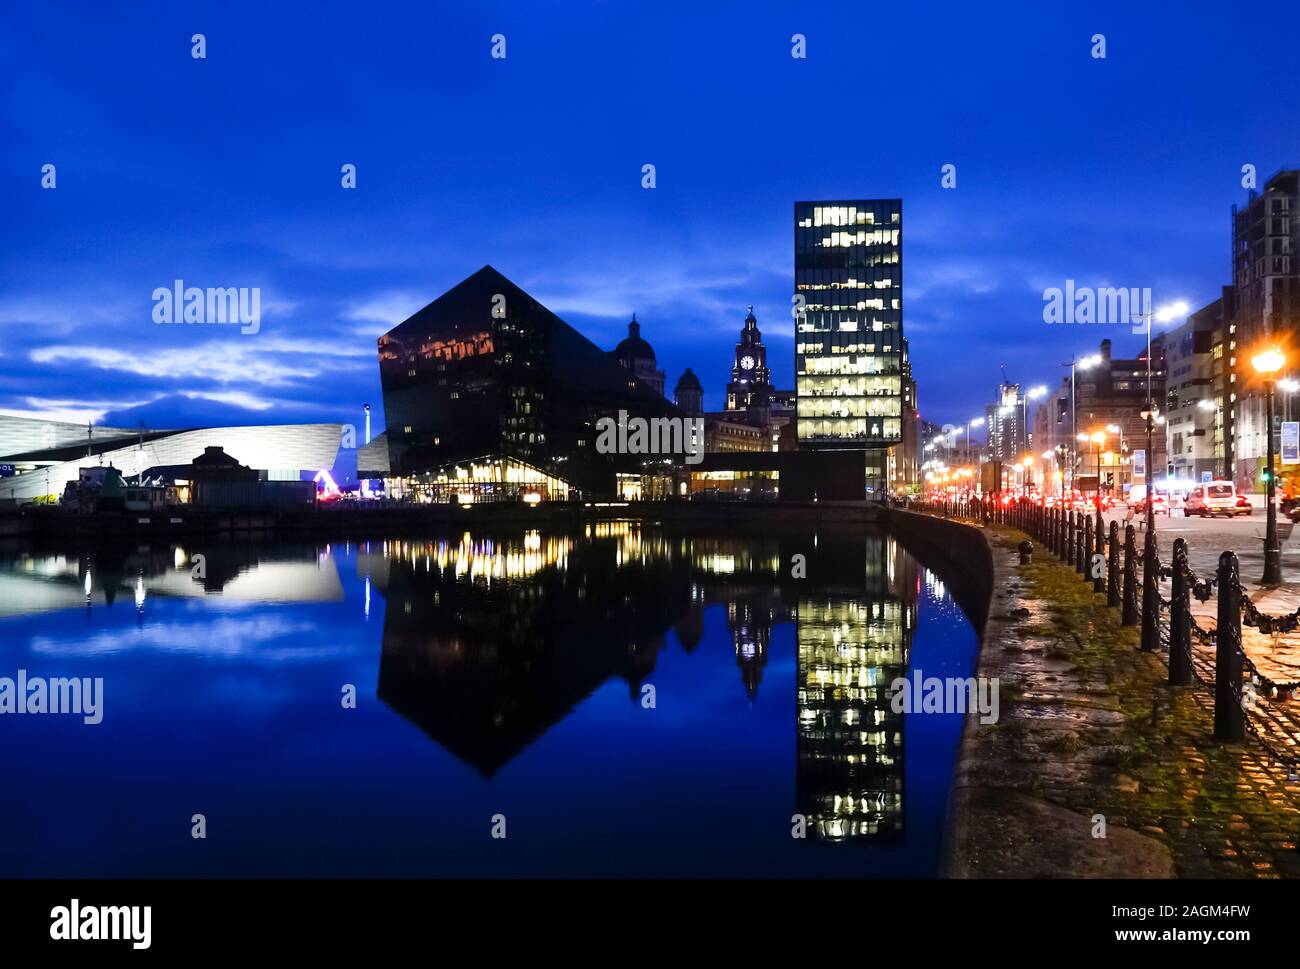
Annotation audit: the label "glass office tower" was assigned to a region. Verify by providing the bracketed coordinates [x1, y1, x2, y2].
[794, 201, 903, 448]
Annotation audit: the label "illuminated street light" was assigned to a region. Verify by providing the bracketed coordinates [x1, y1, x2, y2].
[1089, 430, 1106, 508]
[1154, 300, 1191, 323]
[1065, 354, 1104, 492]
[1253, 346, 1286, 585]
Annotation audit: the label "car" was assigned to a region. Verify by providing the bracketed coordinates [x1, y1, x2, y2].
[1184, 481, 1250, 517]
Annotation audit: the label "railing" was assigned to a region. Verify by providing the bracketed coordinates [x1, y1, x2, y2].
[900, 496, 1300, 769]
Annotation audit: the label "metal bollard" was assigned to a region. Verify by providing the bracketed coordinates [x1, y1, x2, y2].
[1075, 513, 1087, 574]
[1214, 551, 1245, 743]
[1168, 538, 1192, 686]
[1141, 527, 1160, 652]
[1106, 521, 1121, 608]
[1122, 524, 1139, 627]
[1082, 515, 1093, 578]
[1093, 507, 1106, 594]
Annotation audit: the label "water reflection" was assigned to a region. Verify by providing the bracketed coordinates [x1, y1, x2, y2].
[369, 523, 918, 841]
[0, 544, 341, 617]
[1, 521, 968, 872]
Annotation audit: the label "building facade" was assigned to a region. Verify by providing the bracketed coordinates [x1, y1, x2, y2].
[725, 306, 772, 410]
[984, 382, 1026, 463]
[1164, 297, 1227, 482]
[1229, 170, 1300, 489]
[0, 416, 343, 502]
[794, 200, 903, 450]
[1034, 337, 1166, 494]
[377, 265, 676, 499]
[611, 315, 666, 397]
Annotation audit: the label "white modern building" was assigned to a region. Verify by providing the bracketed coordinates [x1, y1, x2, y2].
[0, 415, 344, 502]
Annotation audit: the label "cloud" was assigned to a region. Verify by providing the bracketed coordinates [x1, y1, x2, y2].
[180, 390, 276, 411]
[0, 396, 153, 425]
[30, 342, 321, 385]
[344, 291, 430, 335]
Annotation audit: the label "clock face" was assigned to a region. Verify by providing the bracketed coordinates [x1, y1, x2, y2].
[740, 355, 755, 371]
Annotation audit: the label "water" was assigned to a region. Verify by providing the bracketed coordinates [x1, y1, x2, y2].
[0, 522, 977, 877]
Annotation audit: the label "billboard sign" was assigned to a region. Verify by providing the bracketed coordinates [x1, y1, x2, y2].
[1283, 421, 1300, 465]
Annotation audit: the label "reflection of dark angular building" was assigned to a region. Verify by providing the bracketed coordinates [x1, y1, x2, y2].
[375, 530, 690, 775]
[377, 266, 675, 497]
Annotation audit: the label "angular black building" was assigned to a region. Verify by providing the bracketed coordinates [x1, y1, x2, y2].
[378, 266, 675, 498]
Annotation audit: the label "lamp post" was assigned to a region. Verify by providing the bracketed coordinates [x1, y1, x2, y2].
[1105, 423, 1125, 490]
[1064, 354, 1102, 495]
[958, 416, 984, 466]
[1253, 346, 1286, 586]
[1139, 404, 1159, 533]
[1090, 430, 1106, 510]
[1129, 300, 1188, 532]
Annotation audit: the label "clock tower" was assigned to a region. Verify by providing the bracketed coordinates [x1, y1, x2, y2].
[726, 306, 771, 410]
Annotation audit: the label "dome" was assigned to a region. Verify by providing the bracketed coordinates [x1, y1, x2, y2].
[613, 315, 656, 364]
[674, 367, 702, 391]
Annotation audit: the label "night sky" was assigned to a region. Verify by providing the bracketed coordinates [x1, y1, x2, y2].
[3, 0, 1297, 437]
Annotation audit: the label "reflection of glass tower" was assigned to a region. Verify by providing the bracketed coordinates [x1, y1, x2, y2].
[794, 200, 903, 448]
[796, 537, 913, 841]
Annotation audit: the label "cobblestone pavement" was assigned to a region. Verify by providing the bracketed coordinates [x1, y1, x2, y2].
[950, 525, 1300, 879]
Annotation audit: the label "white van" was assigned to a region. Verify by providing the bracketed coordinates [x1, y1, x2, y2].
[1183, 480, 1251, 517]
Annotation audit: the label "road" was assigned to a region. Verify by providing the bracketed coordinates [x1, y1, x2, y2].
[1091, 496, 1300, 689]
[1098, 497, 1293, 589]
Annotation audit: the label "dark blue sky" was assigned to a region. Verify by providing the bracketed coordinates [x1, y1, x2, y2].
[3, 1, 1297, 435]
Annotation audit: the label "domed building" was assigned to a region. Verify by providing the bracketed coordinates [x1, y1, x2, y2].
[611, 314, 665, 397]
[673, 368, 703, 416]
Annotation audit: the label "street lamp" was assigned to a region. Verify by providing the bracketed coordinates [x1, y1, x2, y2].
[1089, 430, 1106, 510]
[957, 416, 984, 465]
[1064, 354, 1102, 494]
[1023, 385, 1047, 455]
[1105, 423, 1126, 490]
[1139, 403, 1160, 531]
[1131, 300, 1189, 529]
[1253, 346, 1286, 586]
